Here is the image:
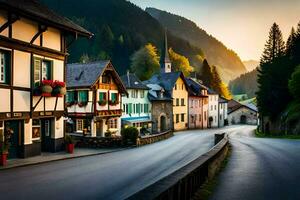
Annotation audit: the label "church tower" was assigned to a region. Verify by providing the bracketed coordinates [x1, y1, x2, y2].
[160, 30, 172, 73]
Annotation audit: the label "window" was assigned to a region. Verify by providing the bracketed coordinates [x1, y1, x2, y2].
[123, 104, 126, 113]
[191, 100, 193, 108]
[128, 103, 132, 114]
[32, 119, 41, 140]
[76, 119, 83, 132]
[144, 104, 149, 113]
[132, 90, 138, 98]
[215, 105, 217, 110]
[204, 111, 207, 120]
[199, 114, 202, 122]
[125, 104, 128, 114]
[66, 91, 75, 103]
[0, 50, 10, 84]
[111, 93, 118, 103]
[181, 114, 185, 122]
[140, 91, 144, 98]
[136, 103, 140, 114]
[33, 57, 52, 84]
[44, 120, 50, 137]
[99, 92, 107, 101]
[176, 114, 179, 123]
[221, 104, 223, 109]
[176, 98, 179, 106]
[220, 115, 222, 120]
[181, 98, 184, 106]
[78, 90, 88, 102]
[175, 84, 177, 90]
[102, 74, 110, 83]
[108, 118, 117, 129]
[211, 105, 213, 111]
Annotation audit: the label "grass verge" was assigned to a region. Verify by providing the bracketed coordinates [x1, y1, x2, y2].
[192, 144, 232, 200]
[255, 129, 300, 139]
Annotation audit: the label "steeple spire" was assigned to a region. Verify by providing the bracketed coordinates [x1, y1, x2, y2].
[160, 29, 172, 73]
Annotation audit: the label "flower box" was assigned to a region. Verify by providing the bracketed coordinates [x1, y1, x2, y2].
[98, 100, 107, 106]
[78, 102, 88, 107]
[109, 100, 119, 106]
[33, 80, 66, 98]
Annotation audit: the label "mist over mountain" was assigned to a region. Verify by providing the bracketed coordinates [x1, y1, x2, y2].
[146, 7, 247, 82]
[243, 60, 259, 72]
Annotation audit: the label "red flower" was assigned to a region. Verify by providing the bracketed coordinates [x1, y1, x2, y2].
[53, 80, 65, 87]
[42, 80, 54, 86]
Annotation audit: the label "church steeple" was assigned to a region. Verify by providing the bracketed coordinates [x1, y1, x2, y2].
[160, 30, 172, 73]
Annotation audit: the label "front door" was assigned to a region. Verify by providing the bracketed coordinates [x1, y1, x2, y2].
[96, 121, 103, 137]
[5, 121, 22, 159]
[41, 119, 52, 152]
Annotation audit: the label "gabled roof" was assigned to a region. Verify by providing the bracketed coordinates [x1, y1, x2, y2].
[66, 61, 127, 94]
[120, 73, 149, 90]
[219, 96, 229, 103]
[185, 78, 208, 98]
[145, 83, 172, 101]
[0, 0, 92, 37]
[228, 99, 258, 114]
[145, 72, 188, 92]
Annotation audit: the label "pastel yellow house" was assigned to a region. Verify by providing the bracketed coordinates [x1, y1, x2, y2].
[145, 33, 189, 131]
[0, 0, 92, 158]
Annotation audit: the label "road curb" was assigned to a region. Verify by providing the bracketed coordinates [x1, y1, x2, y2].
[0, 147, 133, 171]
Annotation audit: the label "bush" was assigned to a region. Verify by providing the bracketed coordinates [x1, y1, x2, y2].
[105, 130, 112, 137]
[65, 135, 74, 144]
[121, 127, 139, 144]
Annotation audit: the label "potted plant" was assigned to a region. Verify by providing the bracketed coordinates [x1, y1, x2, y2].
[33, 81, 42, 96]
[41, 80, 53, 97]
[52, 81, 66, 97]
[65, 135, 75, 154]
[0, 127, 13, 166]
[78, 101, 88, 107]
[0, 132, 8, 166]
[98, 100, 107, 106]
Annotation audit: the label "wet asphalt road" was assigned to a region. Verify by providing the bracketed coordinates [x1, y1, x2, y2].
[0, 126, 241, 200]
[211, 125, 300, 200]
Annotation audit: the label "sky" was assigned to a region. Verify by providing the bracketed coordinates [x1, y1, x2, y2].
[129, 0, 300, 61]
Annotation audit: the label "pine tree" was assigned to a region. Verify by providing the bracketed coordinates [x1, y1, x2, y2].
[200, 59, 213, 87]
[260, 23, 285, 65]
[211, 66, 232, 99]
[286, 27, 296, 58]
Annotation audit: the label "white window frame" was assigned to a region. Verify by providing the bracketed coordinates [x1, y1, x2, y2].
[76, 119, 83, 132]
[32, 119, 41, 141]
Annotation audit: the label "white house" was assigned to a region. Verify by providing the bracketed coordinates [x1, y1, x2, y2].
[0, 0, 91, 158]
[218, 96, 228, 127]
[120, 72, 152, 134]
[208, 89, 219, 128]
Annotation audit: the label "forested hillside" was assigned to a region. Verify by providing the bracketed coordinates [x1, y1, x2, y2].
[229, 69, 258, 98]
[41, 0, 203, 75]
[146, 7, 247, 82]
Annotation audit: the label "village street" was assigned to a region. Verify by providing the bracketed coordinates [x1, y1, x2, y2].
[0, 126, 241, 200]
[211, 126, 300, 200]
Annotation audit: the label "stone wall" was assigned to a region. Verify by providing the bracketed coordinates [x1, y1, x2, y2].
[151, 101, 173, 134]
[137, 131, 173, 147]
[128, 133, 229, 200]
[228, 107, 258, 125]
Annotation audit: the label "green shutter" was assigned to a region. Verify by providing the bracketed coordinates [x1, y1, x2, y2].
[79, 91, 88, 102]
[137, 103, 140, 114]
[128, 103, 132, 114]
[111, 93, 117, 102]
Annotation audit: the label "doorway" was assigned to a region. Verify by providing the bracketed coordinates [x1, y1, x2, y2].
[96, 121, 103, 137]
[160, 115, 167, 132]
[5, 121, 22, 159]
[41, 119, 52, 152]
[240, 115, 247, 124]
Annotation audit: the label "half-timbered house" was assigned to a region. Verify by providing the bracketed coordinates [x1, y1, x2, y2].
[66, 61, 127, 137]
[0, 0, 92, 158]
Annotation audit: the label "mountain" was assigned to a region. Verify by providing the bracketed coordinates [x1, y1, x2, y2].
[40, 0, 203, 75]
[146, 7, 247, 82]
[229, 68, 258, 98]
[243, 60, 259, 71]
